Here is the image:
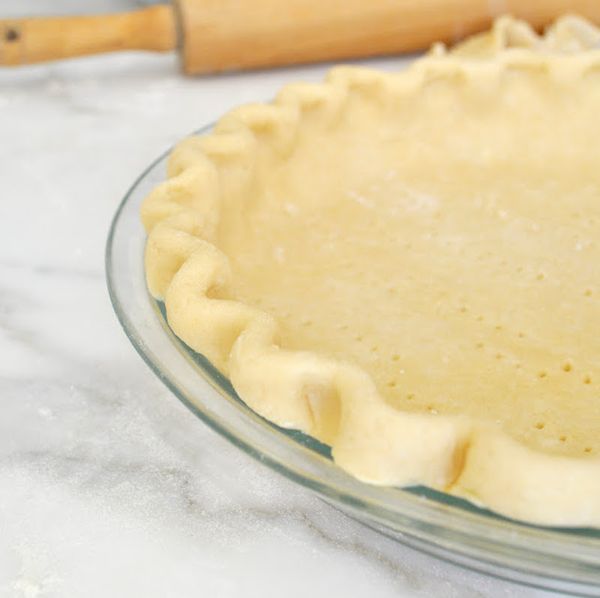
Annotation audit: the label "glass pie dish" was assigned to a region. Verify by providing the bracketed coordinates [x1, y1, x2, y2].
[106, 129, 600, 596]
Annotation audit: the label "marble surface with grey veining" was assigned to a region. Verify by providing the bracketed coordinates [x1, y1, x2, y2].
[0, 27, 564, 598]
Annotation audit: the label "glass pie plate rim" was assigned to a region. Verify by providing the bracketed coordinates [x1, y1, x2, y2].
[105, 127, 600, 596]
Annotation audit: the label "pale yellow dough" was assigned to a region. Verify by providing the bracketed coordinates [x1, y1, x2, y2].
[142, 16, 600, 526]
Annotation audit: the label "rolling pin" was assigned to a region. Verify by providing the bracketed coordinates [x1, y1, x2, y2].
[1, 0, 599, 75]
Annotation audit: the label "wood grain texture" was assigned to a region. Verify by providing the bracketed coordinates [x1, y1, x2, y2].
[0, 5, 176, 66]
[176, 0, 600, 74]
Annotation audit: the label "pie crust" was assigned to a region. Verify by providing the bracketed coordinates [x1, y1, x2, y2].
[142, 16, 600, 526]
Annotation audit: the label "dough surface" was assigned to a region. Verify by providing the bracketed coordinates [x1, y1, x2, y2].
[142, 17, 600, 525]
[221, 74, 600, 458]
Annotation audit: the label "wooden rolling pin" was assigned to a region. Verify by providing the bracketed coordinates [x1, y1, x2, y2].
[1, 0, 599, 74]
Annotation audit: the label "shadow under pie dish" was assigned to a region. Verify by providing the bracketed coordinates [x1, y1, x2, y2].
[141, 16, 600, 527]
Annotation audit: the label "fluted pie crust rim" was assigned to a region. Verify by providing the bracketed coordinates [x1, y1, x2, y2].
[141, 16, 600, 527]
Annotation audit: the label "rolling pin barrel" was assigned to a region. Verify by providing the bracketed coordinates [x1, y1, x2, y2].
[176, 0, 600, 74]
[1, 0, 600, 73]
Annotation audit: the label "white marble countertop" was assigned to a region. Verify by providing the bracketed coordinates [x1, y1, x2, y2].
[0, 27, 565, 598]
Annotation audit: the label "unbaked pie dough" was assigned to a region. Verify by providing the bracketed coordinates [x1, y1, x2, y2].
[142, 16, 600, 526]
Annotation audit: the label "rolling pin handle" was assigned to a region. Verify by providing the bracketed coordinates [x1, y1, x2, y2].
[0, 5, 177, 67]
